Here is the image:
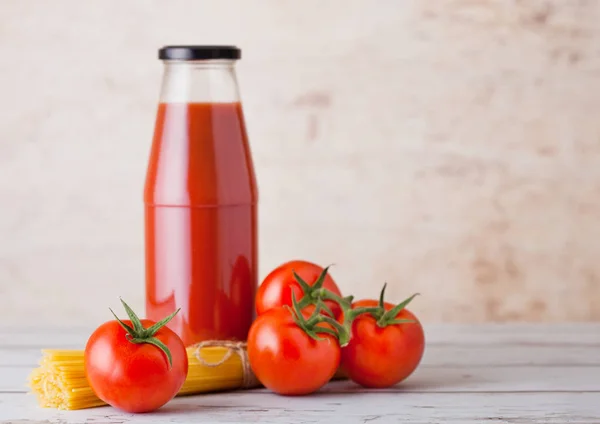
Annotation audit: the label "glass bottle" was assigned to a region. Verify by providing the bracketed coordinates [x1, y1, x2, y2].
[144, 45, 258, 346]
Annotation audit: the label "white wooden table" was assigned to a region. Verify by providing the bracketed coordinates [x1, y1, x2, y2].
[1, 324, 599, 423]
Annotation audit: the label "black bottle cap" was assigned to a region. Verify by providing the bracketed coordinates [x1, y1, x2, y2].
[158, 45, 241, 61]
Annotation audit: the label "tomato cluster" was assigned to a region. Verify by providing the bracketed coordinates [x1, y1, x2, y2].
[83, 259, 424, 412]
[248, 259, 425, 395]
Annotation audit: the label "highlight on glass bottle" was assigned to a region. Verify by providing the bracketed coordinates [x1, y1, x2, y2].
[144, 46, 258, 346]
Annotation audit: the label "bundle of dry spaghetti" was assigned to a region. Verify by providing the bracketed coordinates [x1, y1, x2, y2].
[29, 341, 347, 410]
[28, 341, 260, 410]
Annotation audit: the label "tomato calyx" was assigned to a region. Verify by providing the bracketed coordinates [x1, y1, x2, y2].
[369, 283, 419, 328]
[293, 266, 354, 314]
[109, 298, 181, 368]
[288, 292, 351, 345]
[330, 283, 419, 343]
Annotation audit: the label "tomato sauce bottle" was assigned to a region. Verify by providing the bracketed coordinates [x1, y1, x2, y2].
[144, 46, 258, 346]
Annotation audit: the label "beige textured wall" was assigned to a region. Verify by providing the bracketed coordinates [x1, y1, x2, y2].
[1, 0, 599, 326]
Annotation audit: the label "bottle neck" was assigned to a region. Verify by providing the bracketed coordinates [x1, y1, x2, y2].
[159, 60, 241, 103]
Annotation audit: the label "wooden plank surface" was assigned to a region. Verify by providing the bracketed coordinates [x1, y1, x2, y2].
[5, 363, 600, 396]
[1, 324, 599, 423]
[2, 390, 600, 424]
[3, 365, 600, 394]
[2, 323, 599, 346]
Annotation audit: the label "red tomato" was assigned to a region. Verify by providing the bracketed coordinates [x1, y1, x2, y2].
[256, 260, 343, 318]
[85, 316, 188, 413]
[340, 299, 425, 388]
[247, 307, 340, 395]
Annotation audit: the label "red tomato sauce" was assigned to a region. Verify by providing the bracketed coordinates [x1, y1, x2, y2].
[144, 102, 257, 346]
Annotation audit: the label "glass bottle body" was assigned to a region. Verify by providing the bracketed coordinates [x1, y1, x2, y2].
[144, 58, 258, 346]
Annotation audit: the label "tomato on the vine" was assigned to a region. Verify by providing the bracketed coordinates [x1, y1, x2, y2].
[84, 299, 188, 413]
[340, 292, 425, 388]
[247, 304, 341, 395]
[256, 260, 344, 318]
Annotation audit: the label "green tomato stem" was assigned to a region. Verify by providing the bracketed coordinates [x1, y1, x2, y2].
[288, 266, 420, 347]
[110, 298, 180, 368]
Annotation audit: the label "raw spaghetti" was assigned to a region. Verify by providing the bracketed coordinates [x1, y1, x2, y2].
[28, 341, 259, 410]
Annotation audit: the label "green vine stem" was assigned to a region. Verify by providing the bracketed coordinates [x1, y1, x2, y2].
[288, 292, 351, 346]
[110, 298, 180, 368]
[292, 266, 355, 313]
[289, 267, 420, 346]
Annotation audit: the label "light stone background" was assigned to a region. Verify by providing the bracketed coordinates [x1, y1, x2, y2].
[1, 0, 599, 326]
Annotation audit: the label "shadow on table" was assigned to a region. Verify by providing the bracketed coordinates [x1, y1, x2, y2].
[319, 367, 487, 393]
[132, 367, 486, 415]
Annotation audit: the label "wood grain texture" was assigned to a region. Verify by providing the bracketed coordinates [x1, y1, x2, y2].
[2, 392, 600, 424]
[1, 325, 599, 423]
[7, 365, 600, 394]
